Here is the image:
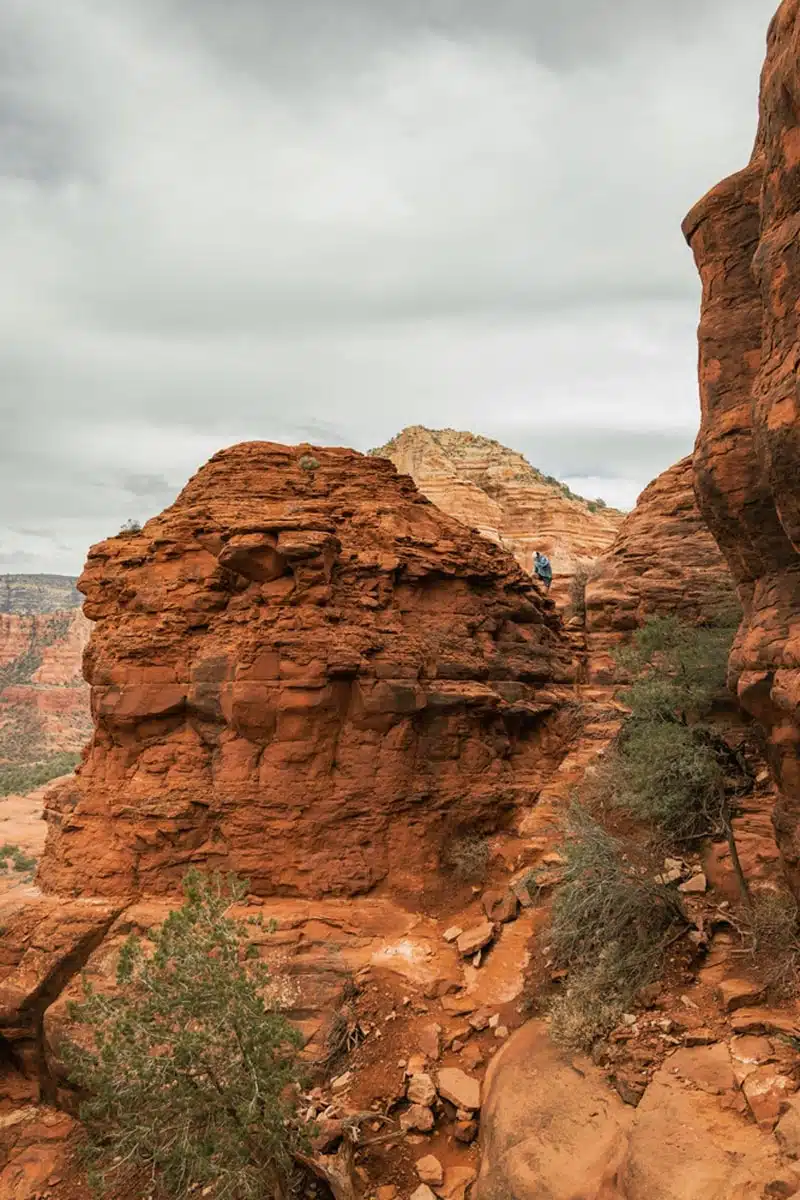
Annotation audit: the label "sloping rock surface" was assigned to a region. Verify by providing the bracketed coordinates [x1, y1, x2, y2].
[38, 441, 575, 900]
[683, 0, 800, 891]
[585, 455, 737, 647]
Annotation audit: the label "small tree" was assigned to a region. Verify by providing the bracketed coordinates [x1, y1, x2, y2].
[546, 803, 685, 1048]
[118, 518, 142, 534]
[63, 871, 305, 1199]
[612, 615, 751, 906]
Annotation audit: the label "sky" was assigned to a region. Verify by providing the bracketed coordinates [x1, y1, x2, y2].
[0, 0, 778, 575]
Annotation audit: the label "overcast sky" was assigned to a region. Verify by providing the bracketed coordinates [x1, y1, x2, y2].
[0, 0, 776, 574]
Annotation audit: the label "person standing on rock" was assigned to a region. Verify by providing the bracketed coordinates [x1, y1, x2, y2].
[533, 551, 553, 591]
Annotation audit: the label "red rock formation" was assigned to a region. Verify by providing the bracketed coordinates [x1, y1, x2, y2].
[0, 609, 91, 769]
[372, 428, 624, 592]
[683, 0, 800, 891]
[585, 455, 737, 664]
[39, 442, 575, 901]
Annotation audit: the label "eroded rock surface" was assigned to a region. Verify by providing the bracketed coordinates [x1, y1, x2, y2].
[39, 442, 575, 900]
[683, 0, 800, 891]
[585, 456, 737, 660]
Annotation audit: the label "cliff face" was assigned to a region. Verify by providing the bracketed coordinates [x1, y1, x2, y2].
[372, 427, 624, 587]
[0, 607, 91, 770]
[683, 0, 800, 891]
[585, 455, 738, 657]
[39, 441, 576, 901]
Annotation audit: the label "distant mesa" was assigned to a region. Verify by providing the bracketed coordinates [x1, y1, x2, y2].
[0, 574, 82, 616]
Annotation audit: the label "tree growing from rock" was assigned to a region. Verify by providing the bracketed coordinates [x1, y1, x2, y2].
[63, 870, 306, 1199]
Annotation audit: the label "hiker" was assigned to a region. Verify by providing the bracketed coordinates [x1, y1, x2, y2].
[533, 551, 553, 591]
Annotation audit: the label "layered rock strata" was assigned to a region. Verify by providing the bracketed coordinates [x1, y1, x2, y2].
[39, 442, 575, 900]
[0, 608, 91, 767]
[372, 427, 624, 587]
[683, 0, 800, 891]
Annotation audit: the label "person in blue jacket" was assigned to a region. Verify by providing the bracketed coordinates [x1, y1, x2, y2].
[533, 551, 553, 591]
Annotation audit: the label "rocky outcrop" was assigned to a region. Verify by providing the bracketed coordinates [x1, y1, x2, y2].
[372, 427, 624, 591]
[584, 456, 738, 666]
[38, 441, 575, 901]
[0, 609, 91, 770]
[683, 0, 800, 892]
[477, 1023, 795, 1200]
[0, 577, 81, 617]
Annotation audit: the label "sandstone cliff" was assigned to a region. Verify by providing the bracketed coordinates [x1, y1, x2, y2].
[39, 441, 576, 901]
[683, 0, 800, 892]
[0, 605, 91, 774]
[372, 427, 624, 589]
[585, 455, 738, 660]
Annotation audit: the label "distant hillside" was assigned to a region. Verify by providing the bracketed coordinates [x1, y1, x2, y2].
[0, 574, 82, 615]
[371, 426, 625, 588]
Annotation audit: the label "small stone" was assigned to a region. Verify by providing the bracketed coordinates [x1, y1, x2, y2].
[443, 926, 463, 942]
[376, 1188, 398, 1200]
[510, 877, 534, 908]
[461, 1042, 484, 1070]
[437, 1066, 481, 1111]
[664, 857, 685, 871]
[416, 1154, 444, 1186]
[742, 1066, 796, 1129]
[406, 1053, 427, 1076]
[467, 1008, 491, 1031]
[683, 1028, 717, 1046]
[400, 1104, 435, 1133]
[456, 922, 495, 958]
[482, 889, 519, 924]
[418, 1024, 441, 1060]
[679, 872, 707, 894]
[718, 978, 766, 1012]
[330, 1071, 352, 1092]
[454, 1119, 479, 1143]
[410, 1187, 438, 1200]
[437, 1165, 477, 1200]
[488, 1013, 500, 1028]
[494, 1024, 509, 1040]
[472, 951, 482, 968]
[407, 1073, 437, 1107]
[656, 868, 683, 886]
[441, 993, 476, 1015]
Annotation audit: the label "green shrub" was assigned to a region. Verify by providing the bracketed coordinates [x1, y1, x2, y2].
[0, 752, 81, 798]
[0, 843, 37, 873]
[615, 614, 735, 720]
[442, 832, 490, 883]
[546, 804, 685, 1049]
[63, 871, 306, 1199]
[613, 721, 726, 843]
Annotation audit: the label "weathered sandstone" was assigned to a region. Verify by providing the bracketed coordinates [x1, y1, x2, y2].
[683, 0, 800, 891]
[38, 441, 575, 900]
[372, 427, 624, 592]
[585, 455, 737, 664]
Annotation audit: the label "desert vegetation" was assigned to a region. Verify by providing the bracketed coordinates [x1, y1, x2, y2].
[542, 609, 792, 1047]
[64, 871, 307, 1199]
[0, 751, 81, 797]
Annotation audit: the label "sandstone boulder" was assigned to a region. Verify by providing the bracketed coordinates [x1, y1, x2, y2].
[37, 442, 574, 901]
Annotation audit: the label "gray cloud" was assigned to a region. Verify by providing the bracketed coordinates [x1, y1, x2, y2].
[0, 0, 777, 573]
